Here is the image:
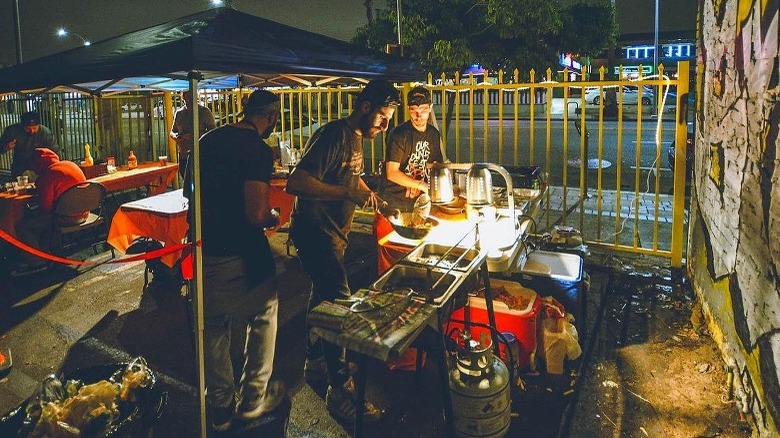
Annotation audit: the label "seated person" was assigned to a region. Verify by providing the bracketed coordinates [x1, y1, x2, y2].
[12, 148, 88, 276]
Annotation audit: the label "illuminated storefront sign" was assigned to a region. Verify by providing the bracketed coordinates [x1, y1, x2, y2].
[559, 53, 582, 72]
[614, 65, 654, 77]
[624, 43, 693, 60]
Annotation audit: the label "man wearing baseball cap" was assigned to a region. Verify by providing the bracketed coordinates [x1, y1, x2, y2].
[287, 78, 401, 424]
[375, 85, 443, 272]
[0, 111, 58, 177]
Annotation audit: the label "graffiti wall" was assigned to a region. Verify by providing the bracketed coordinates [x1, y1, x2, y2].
[689, 0, 779, 435]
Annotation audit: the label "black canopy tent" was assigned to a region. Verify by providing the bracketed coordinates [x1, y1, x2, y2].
[0, 7, 420, 94]
[0, 8, 422, 436]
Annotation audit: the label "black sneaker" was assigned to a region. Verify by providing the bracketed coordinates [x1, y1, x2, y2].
[210, 398, 236, 432]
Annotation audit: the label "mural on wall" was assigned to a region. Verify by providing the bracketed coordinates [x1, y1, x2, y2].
[698, 0, 779, 433]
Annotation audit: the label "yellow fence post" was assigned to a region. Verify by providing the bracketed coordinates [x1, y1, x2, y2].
[671, 60, 690, 267]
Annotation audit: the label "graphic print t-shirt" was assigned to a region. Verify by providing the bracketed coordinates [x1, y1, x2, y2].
[379, 121, 442, 212]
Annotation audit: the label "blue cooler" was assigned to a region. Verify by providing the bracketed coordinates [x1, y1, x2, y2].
[511, 250, 588, 337]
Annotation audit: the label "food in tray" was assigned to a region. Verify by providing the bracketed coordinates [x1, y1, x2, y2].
[411, 255, 461, 270]
[22, 357, 154, 438]
[477, 285, 532, 311]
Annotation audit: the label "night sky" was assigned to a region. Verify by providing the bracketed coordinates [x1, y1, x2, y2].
[0, 0, 696, 69]
[0, 0, 371, 67]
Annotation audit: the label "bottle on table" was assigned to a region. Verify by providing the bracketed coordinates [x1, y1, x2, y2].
[83, 143, 94, 167]
[128, 150, 138, 169]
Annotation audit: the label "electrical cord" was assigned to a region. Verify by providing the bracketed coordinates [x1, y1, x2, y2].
[601, 73, 671, 241]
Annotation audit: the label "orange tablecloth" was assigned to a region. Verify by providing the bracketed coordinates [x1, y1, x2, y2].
[89, 162, 179, 195]
[0, 192, 34, 237]
[107, 178, 293, 267]
[269, 178, 294, 231]
[107, 189, 188, 267]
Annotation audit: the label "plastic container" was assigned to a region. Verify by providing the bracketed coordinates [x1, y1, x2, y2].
[449, 279, 541, 371]
[512, 250, 586, 334]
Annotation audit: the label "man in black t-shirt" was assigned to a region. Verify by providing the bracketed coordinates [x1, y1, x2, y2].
[190, 89, 285, 432]
[375, 86, 443, 272]
[287, 79, 400, 423]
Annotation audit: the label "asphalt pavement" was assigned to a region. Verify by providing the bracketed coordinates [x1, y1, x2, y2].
[0, 201, 683, 437]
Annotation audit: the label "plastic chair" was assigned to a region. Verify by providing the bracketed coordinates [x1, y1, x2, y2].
[51, 181, 114, 257]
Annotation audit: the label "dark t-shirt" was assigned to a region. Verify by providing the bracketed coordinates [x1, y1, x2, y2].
[0, 124, 58, 177]
[379, 121, 442, 212]
[290, 119, 363, 252]
[194, 125, 275, 284]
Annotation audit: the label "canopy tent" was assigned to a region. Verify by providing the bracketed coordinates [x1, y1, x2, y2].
[0, 7, 422, 436]
[0, 7, 421, 95]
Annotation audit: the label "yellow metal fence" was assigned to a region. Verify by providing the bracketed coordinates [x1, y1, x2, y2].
[0, 61, 690, 265]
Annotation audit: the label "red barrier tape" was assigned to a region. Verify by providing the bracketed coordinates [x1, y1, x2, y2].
[0, 228, 193, 267]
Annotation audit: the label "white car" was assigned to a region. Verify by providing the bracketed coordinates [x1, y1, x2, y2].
[584, 86, 653, 105]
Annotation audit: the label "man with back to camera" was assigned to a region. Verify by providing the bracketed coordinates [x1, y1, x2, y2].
[286, 79, 400, 423]
[170, 90, 216, 178]
[187, 89, 285, 432]
[374, 86, 443, 273]
[0, 111, 58, 178]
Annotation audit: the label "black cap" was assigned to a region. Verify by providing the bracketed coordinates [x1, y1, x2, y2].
[356, 79, 401, 108]
[407, 86, 431, 106]
[21, 111, 40, 126]
[242, 90, 280, 116]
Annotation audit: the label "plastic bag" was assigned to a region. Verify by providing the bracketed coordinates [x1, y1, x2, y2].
[541, 313, 581, 375]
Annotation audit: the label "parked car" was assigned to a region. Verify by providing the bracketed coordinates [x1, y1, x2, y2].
[667, 121, 695, 177]
[585, 86, 653, 105]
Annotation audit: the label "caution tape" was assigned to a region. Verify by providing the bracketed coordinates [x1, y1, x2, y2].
[0, 228, 193, 267]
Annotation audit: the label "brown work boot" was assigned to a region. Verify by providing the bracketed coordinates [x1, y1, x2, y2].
[325, 377, 382, 423]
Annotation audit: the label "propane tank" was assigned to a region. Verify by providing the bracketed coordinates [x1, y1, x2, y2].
[449, 332, 511, 438]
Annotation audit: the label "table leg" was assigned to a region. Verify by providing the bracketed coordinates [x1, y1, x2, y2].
[436, 321, 455, 436]
[354, 354, 367, 438]
[479, 264, 501, 356]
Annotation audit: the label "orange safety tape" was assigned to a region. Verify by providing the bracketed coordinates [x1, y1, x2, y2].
[0, 228, 194, 267]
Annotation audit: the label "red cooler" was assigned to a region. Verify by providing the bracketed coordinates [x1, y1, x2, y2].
[448, 279, 541, 371]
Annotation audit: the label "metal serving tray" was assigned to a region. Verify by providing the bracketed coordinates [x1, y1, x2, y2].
[404, 243, 481, 273]
[372, 264, 462, 305]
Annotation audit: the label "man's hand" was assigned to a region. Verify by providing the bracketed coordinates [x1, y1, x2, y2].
[264, 207, 281, 230]
[4, 139, 16, 150]
[346, 186, 375, 208]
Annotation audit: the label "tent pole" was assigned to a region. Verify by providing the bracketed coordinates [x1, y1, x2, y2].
[188, 76, 208, 438]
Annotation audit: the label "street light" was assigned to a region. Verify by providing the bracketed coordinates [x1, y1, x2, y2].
[56, 27, 91, 46]
[396, 0, 402, 45]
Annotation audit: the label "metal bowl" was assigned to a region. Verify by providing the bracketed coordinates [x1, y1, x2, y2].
[388, 213, 439, 240]
[435, 197, 466, 215]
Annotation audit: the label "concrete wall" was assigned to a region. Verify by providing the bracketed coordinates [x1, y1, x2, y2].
[688, 1, 779, 436]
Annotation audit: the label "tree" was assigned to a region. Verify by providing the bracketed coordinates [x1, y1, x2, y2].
[352, 0, 616, 78]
